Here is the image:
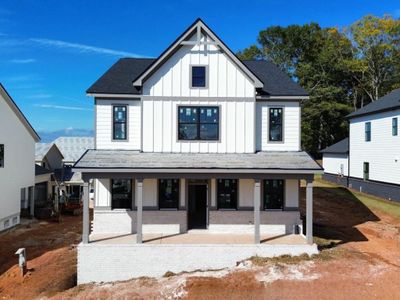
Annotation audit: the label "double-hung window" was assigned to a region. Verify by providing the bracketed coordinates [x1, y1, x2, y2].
[217, 179, 238, 209]
[392, 118, 398, 136]
[159, 179, 180, 209]
[0, 144, 3, 168]
[111, 179, 132, 209]
[178, 106, 219, 140]
[263, 179, 284, 210]
[363, 162, 369, 180]
[113, 105, 127, 140]
[191, 66, 207, 88]
[269, 108, 283, 142]
[365, 122, 371, 142]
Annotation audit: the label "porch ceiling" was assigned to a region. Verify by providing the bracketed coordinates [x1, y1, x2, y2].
[73, 150, 322, 174]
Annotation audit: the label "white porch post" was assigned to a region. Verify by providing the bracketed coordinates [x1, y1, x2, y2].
[254, 179, 261, 244]
[306, 179, 314, 245]
[29, 186, 35, 217]
[82, 182, 89, 244]
[136, 179, 143, 244]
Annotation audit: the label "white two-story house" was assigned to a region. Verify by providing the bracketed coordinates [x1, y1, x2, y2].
[73, 19, 322, 283]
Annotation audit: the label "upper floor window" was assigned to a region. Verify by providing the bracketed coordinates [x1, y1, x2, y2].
[363, 162, 369, 180]
[159, 179, 179, 209]
[269, 108, 283, 142]
[263, 179, 284, 210]
[365, 122, 371, 142]
[392, 118, 398, 136]
[178, 106, 219, 141]
[217, 179, 238, 209]
[191, 66, 207, 88]
[0, 144, 3, 168]
[111, 179, 132, 209]
[113, 105, 127, 140]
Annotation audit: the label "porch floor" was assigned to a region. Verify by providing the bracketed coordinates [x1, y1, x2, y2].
[89, 232, 307, 245]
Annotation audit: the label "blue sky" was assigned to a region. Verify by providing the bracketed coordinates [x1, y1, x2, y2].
[0, 0, 399, 139]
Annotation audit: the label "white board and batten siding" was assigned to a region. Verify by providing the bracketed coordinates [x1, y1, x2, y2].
[349, 109, 400, 185]
[322, 154, 349, 176]
[256, 102, 301, 151]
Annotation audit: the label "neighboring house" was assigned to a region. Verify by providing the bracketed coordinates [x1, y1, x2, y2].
[321, 89, 400, 201]
[0, 83, 40, 231]
[35, 137, 94, 208]
[73, 19, 322, 283]
[320, 138, 349, 186]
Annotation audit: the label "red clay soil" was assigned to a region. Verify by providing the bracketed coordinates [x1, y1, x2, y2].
[1, 183, 400, 299]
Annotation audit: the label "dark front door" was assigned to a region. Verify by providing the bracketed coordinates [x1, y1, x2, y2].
[188, 184, 207, 229]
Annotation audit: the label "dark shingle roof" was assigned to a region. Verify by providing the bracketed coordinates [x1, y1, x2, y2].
[35, 164, 52, 176]
[87, 58, 308, 97]
[320, 138, 349, 154]
[242, 60, 308, 96]
[347, 89, 400, 119]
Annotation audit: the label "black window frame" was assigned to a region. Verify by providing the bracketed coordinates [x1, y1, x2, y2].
[112, 105, 127, 141]
[158, 179, 180, 209]
[111, 179, 132, 210]
[191, 66, 207, 88]
[363, 162, 369, 180]
[217, 179, 238, 210]
[269, 108, 283, 142]
[365, 122, 371, 142]
[178, 106, 219, 141]
[263, 179, 285, 210]
[392, 117, 398, 136]
[0, 144, 3, 168]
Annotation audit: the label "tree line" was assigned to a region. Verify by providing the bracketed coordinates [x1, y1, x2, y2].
[237, 15, 400, 156]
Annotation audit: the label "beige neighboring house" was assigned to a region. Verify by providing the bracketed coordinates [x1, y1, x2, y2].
[0, 83, 40, 231]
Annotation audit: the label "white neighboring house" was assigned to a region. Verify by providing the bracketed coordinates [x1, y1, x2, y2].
[320, 138, 349, 186]
[321, 89, 400, 201]
[73, 19, 323, 283]
[0, 83, 40, 231]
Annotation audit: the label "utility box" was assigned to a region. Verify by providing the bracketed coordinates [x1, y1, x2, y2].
[15, 248, 27, 277]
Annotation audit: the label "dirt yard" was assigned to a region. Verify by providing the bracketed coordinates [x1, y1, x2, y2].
[1, 179, 400, 299]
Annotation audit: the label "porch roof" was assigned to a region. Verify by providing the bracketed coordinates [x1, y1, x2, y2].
[73, 150, 322, 174]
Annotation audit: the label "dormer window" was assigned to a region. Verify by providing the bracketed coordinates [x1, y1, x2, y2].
[191, 66, 207, 88]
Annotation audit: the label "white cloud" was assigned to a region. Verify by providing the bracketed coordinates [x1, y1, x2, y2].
[9, 58, 36, 64]
[29, 38, 145, 58]
[35, 104, 92, 111]
[28, 93, 53, 99]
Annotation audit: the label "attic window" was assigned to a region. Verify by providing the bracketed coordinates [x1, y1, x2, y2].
[191, 66, 207, 88]
[0, 144, 3, 168]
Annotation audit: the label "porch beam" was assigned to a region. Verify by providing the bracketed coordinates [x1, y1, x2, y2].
[136, 179, 143, 244]
[254, 179, 261, 244]
[82, 182, 89, 244]
[306, 179, 314, 245]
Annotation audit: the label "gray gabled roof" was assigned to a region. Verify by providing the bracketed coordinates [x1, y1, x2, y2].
[347, 88, 400, 119]
[320, 138, 349, 154]
[53, 136, 94, 162]
[35, 143, 64, 161]
[86, 58, 308, 97]
[73, 150, 322, 172]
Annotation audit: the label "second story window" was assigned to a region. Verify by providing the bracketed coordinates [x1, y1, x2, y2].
[191, 66, 207, 88]
[113, 105, 127, 140]
[392, 118, 398, 136]
[0, 144, 4, 168]
[178, 106, 219, 140]
[365, 122, 371, 142]
[269, 108, 283, 142]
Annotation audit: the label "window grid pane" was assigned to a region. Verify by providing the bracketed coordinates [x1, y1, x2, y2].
[159, 179, 180, 209]
[178, 106, 219, 140]
[113, 106, 127, 140]
[392, 118, 398, 136]
[217, 179, 237, 209]
[263, 179, 284, 210]
[365, 122, 371, 141]
[111, 179, 132, 209]
[269, 108, 283, 141]
[192, 66, 206, 87]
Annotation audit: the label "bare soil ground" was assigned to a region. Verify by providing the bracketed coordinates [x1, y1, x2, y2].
[1, 179, 400, 299]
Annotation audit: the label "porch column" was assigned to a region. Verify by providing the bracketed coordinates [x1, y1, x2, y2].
[136, 179, 143, 244]
[29, 186, 35, 217]
[82, 182, 89, 244]
[306, 179, 313, 245]
[254, 179, 261, 244]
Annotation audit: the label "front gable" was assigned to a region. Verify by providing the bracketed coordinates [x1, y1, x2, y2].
[138, 19, 262, 98]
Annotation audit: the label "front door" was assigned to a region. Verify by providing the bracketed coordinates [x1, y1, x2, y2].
[188, 184, 207, 229]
